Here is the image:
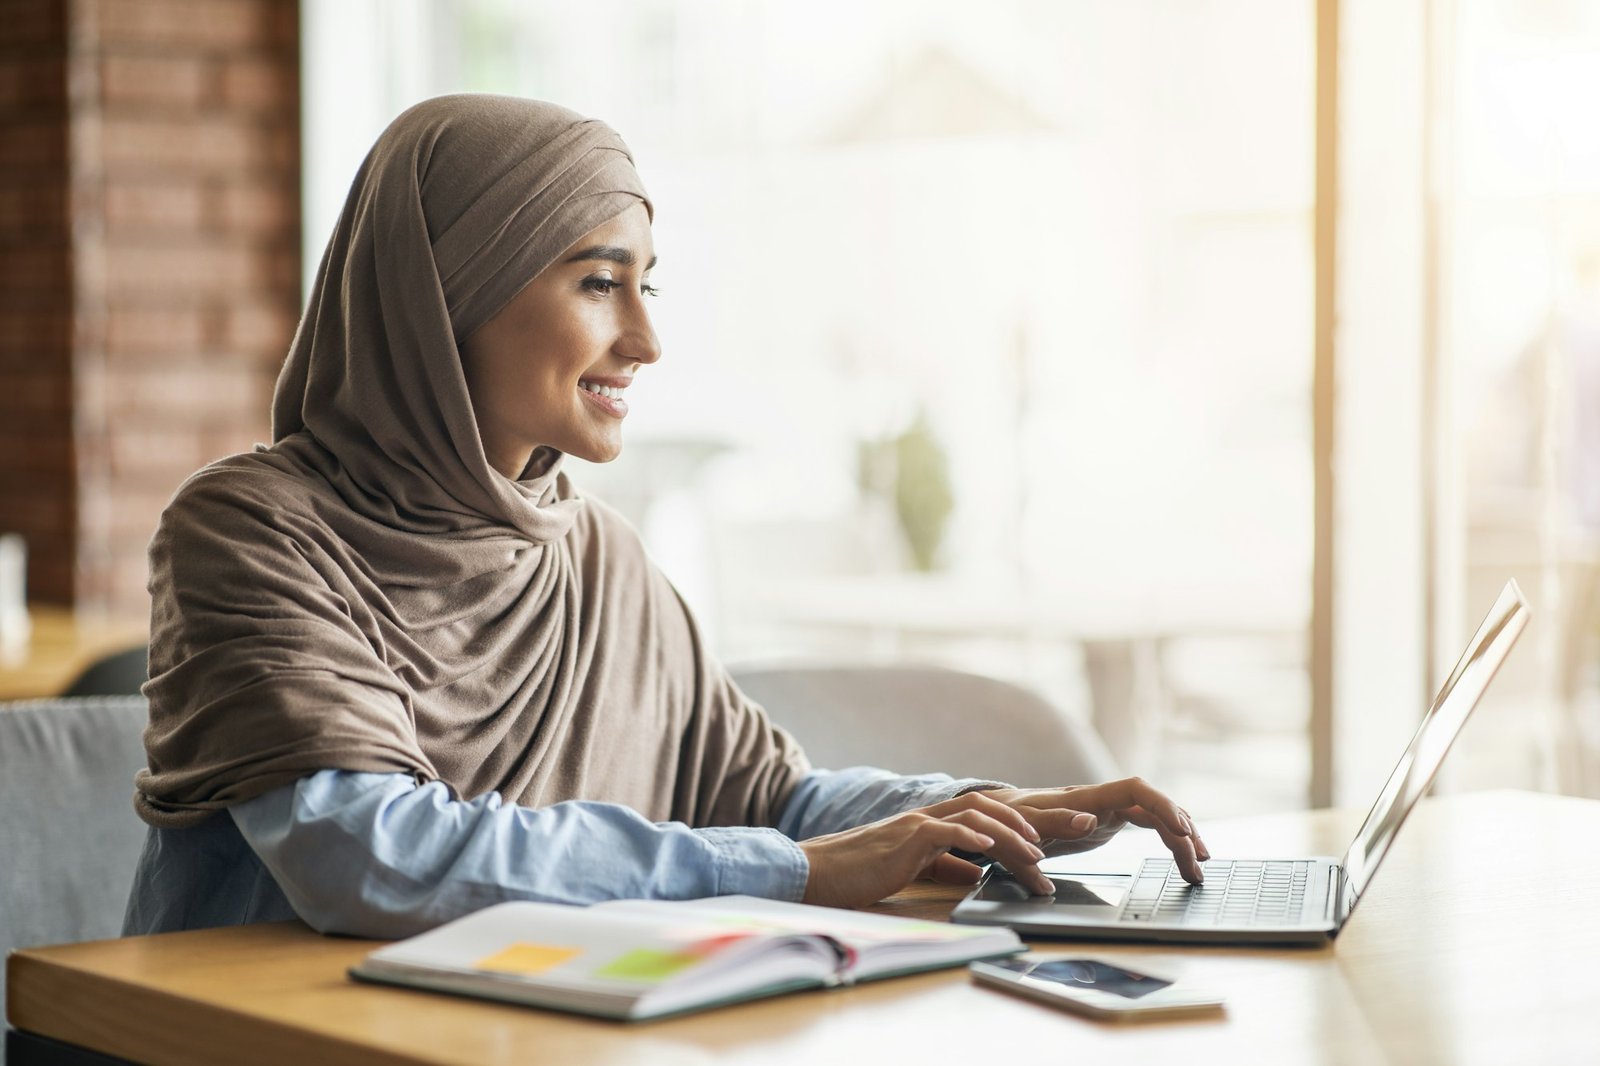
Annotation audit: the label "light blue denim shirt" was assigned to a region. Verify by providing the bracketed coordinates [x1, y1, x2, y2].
[122, 766, 992, 939]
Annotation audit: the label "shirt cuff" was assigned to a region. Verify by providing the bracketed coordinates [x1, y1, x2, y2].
[945, 778, 1014, 799]
[697, 826, 810, 902]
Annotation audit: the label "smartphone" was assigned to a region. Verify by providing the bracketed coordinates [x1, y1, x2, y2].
[970, 956, 1225, 1022]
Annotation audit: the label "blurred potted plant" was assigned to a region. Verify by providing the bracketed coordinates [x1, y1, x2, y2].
[857, 407, 954, 571]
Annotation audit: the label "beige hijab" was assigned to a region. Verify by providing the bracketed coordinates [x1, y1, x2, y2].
[134, 95, 809, 828]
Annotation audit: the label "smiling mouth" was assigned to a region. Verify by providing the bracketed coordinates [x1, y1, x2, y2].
[578, 379, 629, 417]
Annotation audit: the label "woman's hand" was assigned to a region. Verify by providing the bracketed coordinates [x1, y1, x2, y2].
[978, 777, 1211, 884]
[797, 777, 1209, 910]
[798, 790, 1056, 909]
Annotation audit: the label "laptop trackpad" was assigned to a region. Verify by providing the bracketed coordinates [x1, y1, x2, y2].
[965, 871, 1132, 918]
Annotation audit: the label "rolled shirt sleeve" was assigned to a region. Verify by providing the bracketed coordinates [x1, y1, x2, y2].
[775, 766, 1007, 840]
[230, 769, 809, 939]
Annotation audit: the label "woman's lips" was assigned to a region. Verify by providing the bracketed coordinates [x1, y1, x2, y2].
[578, 381, 628, 417]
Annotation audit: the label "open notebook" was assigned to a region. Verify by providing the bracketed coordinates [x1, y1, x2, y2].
[350, 895, 1021, 1021]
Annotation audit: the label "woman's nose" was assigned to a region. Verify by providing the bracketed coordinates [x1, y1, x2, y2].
[619, 298, 662, 365]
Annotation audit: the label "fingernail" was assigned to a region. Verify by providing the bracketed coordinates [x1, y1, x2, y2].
[1029, 843, 1045, 860]
[1071, 813, 1095, 831]
[1024, 824, 1041, 843]
[975, 834, 995, 849]
[1035, 876, 1056, 896]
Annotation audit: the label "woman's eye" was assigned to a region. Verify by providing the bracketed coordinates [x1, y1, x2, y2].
[581, 276, 658, 298]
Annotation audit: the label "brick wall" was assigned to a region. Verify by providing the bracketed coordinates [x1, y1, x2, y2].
[0, 0, 75, 602]
[0, 0, 301, 614]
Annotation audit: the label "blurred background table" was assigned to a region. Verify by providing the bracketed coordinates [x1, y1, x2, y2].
[0, 606, 147, 701]
[735, 571, 1306, 775]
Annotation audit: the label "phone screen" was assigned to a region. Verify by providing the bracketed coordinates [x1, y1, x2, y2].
[987, 958, 1173, 999]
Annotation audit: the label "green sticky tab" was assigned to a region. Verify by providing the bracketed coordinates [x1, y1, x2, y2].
[594, 948, 702, 983]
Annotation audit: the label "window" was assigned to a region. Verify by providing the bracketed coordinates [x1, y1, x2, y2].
[1437, 1, 1600, 797]
[303, 0, 1321, 815]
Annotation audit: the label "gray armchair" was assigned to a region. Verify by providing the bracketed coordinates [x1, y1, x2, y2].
[0, 696, 149, 1052]
[730, 662, 1119, 788]
[60, 645, 147, 699]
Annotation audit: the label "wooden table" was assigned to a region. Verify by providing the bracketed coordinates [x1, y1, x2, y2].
[7, 790, 1597, 1065]
[0, 607, 146, 701]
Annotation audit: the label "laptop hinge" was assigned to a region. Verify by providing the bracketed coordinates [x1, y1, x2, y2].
[1331, 864, 1351, 928]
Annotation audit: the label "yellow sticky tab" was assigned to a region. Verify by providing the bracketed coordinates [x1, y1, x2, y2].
[472, 943, 582, 976]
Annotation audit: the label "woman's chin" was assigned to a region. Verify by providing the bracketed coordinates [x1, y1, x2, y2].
[570, 441, 622, 464]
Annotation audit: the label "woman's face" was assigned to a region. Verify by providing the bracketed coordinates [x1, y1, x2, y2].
[460, 203, 660, 476]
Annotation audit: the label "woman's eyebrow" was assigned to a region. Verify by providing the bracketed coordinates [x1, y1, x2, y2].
[564, 245, 658, 270]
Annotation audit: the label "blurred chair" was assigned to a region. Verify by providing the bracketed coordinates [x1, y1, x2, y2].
[730, 662, 1119, 787]
[60, 644, 147, 698]
[0, 696, 150, 1042]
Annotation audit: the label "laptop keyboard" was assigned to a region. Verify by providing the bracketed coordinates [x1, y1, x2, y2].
[1118, 858, 1312, 926]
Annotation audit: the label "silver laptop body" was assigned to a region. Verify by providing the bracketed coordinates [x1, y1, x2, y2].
[950, 579, 1530, 945]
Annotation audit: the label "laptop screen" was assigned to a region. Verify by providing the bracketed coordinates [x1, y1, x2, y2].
[1339, 579, 1530, 903]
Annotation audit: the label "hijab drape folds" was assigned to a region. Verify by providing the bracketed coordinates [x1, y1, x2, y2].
[134, 95, 808, 829]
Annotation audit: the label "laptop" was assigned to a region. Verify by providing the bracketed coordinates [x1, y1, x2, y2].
[951, 578, 1529, 945]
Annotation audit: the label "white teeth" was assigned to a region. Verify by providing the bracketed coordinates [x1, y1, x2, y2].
[580, 382, 626, 399]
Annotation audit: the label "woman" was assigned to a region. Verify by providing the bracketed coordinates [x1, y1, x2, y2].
[123, 95, 1207, 939]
